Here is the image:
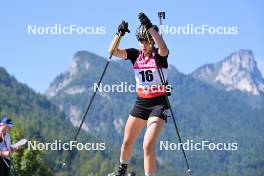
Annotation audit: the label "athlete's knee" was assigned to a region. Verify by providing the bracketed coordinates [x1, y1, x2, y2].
[122, 138, 134, 150]
[143, 141, 155, 155]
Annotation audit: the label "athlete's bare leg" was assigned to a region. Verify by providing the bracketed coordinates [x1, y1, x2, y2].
[120, 115, 147, 162]
[143, 116, 165, 174]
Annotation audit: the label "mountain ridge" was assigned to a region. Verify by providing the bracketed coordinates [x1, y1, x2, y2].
[191, 49, 264, 95]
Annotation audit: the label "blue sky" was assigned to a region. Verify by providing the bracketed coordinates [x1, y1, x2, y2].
[0, 0, 263, 93]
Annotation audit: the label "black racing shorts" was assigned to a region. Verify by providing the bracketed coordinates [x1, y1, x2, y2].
[130, 94, 169, 122]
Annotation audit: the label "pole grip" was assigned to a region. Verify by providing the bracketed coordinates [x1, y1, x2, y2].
[110, 32, 122, 57]
[158, 12, 165, 19]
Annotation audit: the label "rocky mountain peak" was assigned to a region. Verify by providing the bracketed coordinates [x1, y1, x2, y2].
[192, 49, 264, 95]
[45, 51, 94, 97]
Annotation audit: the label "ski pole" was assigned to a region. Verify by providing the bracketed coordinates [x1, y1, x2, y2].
[73, 31, 123, 141]
[62, 29, 128, 167]
[157, 11, 192, 176]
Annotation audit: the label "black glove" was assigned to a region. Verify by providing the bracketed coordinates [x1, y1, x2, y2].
[118, 20, 130, 36]
[138, 12, 152, 30]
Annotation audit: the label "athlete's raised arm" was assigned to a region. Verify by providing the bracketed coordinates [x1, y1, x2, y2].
[108, 20, 130, 59]
[138, 12, 169, 57]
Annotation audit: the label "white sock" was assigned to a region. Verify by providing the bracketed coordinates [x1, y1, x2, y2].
[145, 173, 155, 176]
[120, 159, 130, 165]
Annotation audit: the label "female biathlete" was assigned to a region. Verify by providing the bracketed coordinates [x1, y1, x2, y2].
[108, 12, 169, 176]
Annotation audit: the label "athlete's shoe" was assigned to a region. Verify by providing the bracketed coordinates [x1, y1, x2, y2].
[108, 165, 127, 176]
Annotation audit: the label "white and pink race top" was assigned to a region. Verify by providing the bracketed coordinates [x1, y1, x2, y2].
[127, 48, 168, 98]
